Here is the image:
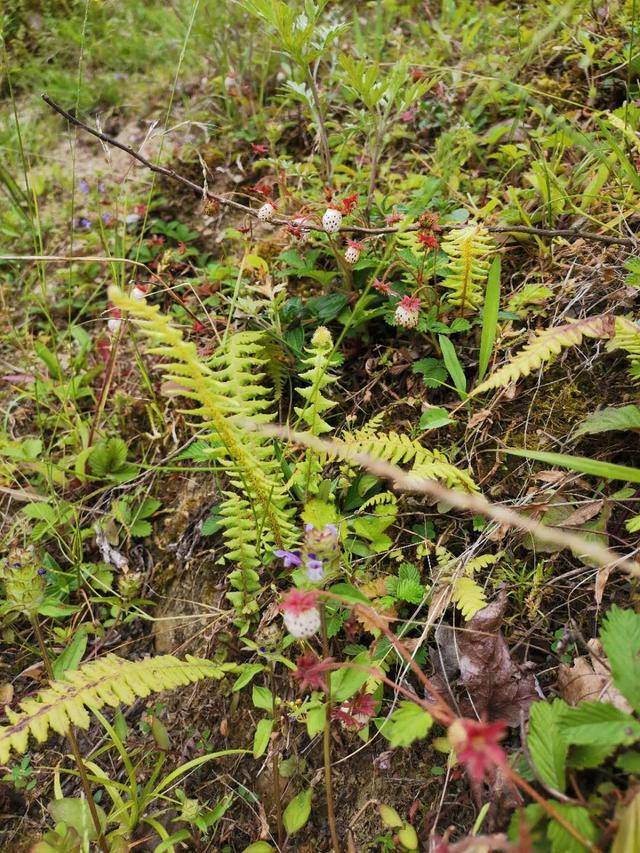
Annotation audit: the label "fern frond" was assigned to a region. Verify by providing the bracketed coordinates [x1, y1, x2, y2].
[293, 327, 340, 496]
[109, 288, 295, 556]
[0, 654, 234, 764]
[440, 225, 494, 312]
[471, 314, 615, 397]
[451, 576, 487, 620]
[339, 427, 478, 493]
[608, 316, 640, 383]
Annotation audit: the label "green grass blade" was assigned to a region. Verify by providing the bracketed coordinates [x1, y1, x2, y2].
[477, 255, 501, 382]
[439, 334, 467, 399]
[505, 448, 640, 484]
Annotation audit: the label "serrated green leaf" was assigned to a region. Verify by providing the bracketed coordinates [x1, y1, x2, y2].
[600, 606, 640, 713]
[283, 787, 312, 835]
[528, 700, 567, 792]
[558, 701, 640, 747]
[574, 405, 640, 437]
[378, 702, 433, 747]
[547, 804, 598, 853]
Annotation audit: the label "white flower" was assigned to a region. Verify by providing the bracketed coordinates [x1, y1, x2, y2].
[257, 202, 275, 222]
[283, 607, 321, 639]
[322, 208, 342, 234]
[107, 317, 122, 334]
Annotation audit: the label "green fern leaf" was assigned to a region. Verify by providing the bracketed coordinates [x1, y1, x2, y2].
[109, 288, 295, 558]
[471, 314, 615, 397]
[0, 654, 235, 764]
[440, 224, 494, 312]
[450, 576, 487, 620]
[608, 316, 640, 383]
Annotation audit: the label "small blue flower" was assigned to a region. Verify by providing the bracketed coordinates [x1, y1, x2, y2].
[79, 217, 92, 230]
[79, 178, 90, 194]
[37, 568, 47, 576]
[98, 182, 106, 194]
[102, 212, 112, 224]
[274, 549, 302, 568]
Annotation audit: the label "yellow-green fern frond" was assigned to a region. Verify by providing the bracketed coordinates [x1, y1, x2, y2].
[0, 654, 235, 764]
[440, 225, 494, 312]
[293, 327, 340, 495]
[339, 427, 478, 493]
[109, 288, 295, 555]
[472, 314, 615, 397]
[451, 576, 487, 620]
[608, 316, 640, 383]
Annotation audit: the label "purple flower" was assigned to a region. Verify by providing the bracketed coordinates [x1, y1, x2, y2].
[98, 182, 106, 194]
[79, 178, 89, 194]
[324, 523, 338, 537]
[101, 213, 112, 224]
[37, 568, 47, 576]
[274, 549, 302, 568]
[306, 557, 324, 583]
[79, 217, 92, 230]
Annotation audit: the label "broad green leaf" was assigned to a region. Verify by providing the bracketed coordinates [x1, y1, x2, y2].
[232, 664, 264, 691]
[243, 843, 275, 853]
[612, 791, 640, 853]
[378, 702, 433, 747]
[574, 405, 640, 437]
[252, 685, 274, 712]
[600, 606, 640, 713]
[558, 701, 640, 747]
[438, 334, 467, 398]
[478, 255, 501, 381]
[419, 406, 453, 431]
[283, 787, 312, 835]
[546, 803, 598, 853]
[53, 628, 88, 681]
[505, 447, 640, 484]
[48, 798, 106, 841]
[330, 652, 371, 702]
[528, 700, 567, 792]
[253, 718, 273, 758]
[379, 804, 403, 828]
[306, 702, 326, 737]
[329, 583, 370, 605]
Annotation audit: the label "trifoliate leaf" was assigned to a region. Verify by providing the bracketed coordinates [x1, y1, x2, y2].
[558, 701, 640, 747]
[378, 702, 433, 747]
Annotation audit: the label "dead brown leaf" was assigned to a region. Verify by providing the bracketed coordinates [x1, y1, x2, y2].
[561, 499, 604, 528]
[454, 593, 539, 725]
[558, 638, 632, 711]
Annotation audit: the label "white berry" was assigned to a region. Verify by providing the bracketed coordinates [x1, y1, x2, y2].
[257, 202, 275, 222]
[344, 245, 360, 264]
[394, 304, 419, 329]
[322, 208, 342, 234]
[131, 286, 146, 302]
[107, 318, 122, 334]
[283, 607, 321, 639]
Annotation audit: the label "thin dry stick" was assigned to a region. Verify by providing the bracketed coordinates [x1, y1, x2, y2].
[252, 424, 640, 577]
[42, 95, 637, 248]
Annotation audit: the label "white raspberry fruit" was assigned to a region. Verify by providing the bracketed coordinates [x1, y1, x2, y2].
[283, 607, 321, 639]
[131, 286, 147, 302]
[257, 202, 275, 222]
[322, 207, 342, 234]
[344, 245, 361, 264]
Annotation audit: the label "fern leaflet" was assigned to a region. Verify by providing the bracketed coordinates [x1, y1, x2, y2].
[471, 314, 615, 397]
[440, 225, 494, 313]
[0, 654, 235, 763]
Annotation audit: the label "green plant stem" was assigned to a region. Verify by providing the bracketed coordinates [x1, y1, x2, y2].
[269, 662, 284, 848]
[32, 616, 108, 853]
[88, 321, 123, 446]
[306, 66, 333, 185]
[320, 603, 341, 853]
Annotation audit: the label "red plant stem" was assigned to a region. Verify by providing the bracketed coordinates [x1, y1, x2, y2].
[320, 603, 341, 853]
